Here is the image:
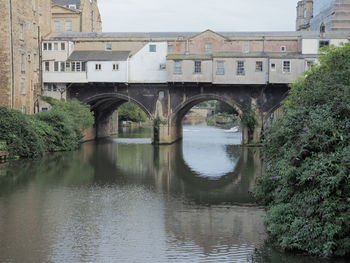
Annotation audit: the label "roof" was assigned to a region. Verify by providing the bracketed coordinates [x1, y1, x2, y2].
[52, 0, 81, 6]
[68, 51, 130, 61]
[51, 31, 350, 40]
[167, 52, 308, 60]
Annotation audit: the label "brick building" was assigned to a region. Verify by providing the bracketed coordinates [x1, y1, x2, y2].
[0, 0, 51, 114]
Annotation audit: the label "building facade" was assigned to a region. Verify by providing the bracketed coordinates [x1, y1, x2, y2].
[297, 0, 350, 32]
[51, 0, 102, 34]
[0, 0, 51, 114]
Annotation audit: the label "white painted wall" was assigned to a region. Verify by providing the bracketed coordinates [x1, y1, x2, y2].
[129, 42, 167, 83]
[302, 38, 349, 54]
[44, 72, 88, 83]
[87, 61, 128, 83]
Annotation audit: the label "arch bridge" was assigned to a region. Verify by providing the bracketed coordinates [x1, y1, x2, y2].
[68, 83, 289, 144]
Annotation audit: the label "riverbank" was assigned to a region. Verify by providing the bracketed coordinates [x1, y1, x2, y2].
[0, 99, 94, 160]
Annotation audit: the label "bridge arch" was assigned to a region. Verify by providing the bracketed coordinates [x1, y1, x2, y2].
[83, 93, 153, 119]
[171, 93, 243, 125]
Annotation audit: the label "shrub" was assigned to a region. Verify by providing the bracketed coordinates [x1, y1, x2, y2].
[118, 102, 148, 122]
[254, 43, 350, 257]
[0, 99, 94, 158]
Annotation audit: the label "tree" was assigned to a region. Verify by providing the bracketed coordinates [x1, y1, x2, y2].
[118, 102, 148, 122]
[254, 43, 350, 257]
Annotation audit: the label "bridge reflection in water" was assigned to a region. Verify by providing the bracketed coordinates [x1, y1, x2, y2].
[0, 126, 269, 263]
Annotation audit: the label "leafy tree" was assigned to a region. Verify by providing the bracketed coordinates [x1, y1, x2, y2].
[118, 102, 148, 122]
[254, 43, 350, 257]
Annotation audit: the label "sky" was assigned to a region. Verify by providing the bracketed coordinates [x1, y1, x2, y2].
[98, 0, 300, 32]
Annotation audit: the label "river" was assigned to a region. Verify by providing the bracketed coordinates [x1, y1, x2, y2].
[0, 125, 347, 263]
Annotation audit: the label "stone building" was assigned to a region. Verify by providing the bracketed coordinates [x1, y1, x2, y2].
[51, 0, 102, 34]
[297, 0, 350, 32]
[0, 0, 51, 114]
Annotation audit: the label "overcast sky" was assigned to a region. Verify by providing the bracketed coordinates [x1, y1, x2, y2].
[98, 0, 299, 32]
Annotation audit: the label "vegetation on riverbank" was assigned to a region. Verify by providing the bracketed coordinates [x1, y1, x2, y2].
[254, 43, 350, 257]
[0, 99, 94, 158]
[118, 102, 148, 123]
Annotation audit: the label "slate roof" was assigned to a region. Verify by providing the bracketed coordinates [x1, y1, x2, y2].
[52, 31, 350, 40]
[68, 51, 130, 61]
[52, 0, 81, 8]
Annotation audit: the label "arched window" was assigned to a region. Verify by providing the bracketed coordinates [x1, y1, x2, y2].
[320, 23, 326, 33]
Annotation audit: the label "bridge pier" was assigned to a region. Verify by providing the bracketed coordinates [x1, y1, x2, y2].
[96, 109, 119, 139]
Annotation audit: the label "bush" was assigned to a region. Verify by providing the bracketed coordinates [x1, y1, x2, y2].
[0, 99, 94, 158]
[0, 107, 44, 157]
[118, 102, 148, 122]
[254, 43, 350, 257]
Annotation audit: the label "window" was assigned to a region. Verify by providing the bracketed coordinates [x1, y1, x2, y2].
[21, 54, 25, 72]
[20, 24, 24, 40]
[66, 62, 71, 72]
[76, 62, 81, 72]
[66, 21, 72, 31]
[32, 0, 36, 11]
[52, 84, 57, 92]
[54, 62, 59, 72]
[48, 43, 52, 51]
[306, 61, 313, 70]
[21, 79, 25, 95]
[33, 23, 37, 38]
[242, 42, 249, 53]
[61, 43, 65, 50]
[271, 63, 276, 71]
[159, 63, 166, 70]
[43, 43, 47, 50]
[320, 23, 326, 33]
[174, 61, 182, 74]
[255, 61, 263, 72]
[45, 61, 50, 72]
[68, 4, 76, 9]
[237, 61, 245, 75]
[82, 62, 86, 72]
[168, 45, 173, 53]
[149, 44, 157, 52]
[194, 61, 201, 73]
[112, 64, 119, 71]
[319, 40, 330, 49]
[205, 43, 212, 53]
[106, 43, 112, 51]
[72, 62, 76, 72]
[283, 60, 291, 73]
[95, 63, 102, 71]
[216, 61, 225, 75]
[21, 106, 26, 114]
[33, 54, 37, 71]
[281, 46, 286, 52]
[60, 62, 65, 72]
[54, 21, 60, 32]
[54, 43, 59, 51]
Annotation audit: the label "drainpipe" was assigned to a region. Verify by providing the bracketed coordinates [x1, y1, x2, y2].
[38, 26, 42, 112]
[9, 0, 14, 108]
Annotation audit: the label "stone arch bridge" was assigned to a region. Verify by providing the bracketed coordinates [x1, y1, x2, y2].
[68, 83, 289, 144]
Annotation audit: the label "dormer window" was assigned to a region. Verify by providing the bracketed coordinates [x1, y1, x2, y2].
[281, 46, 286, 52]
[68, 4, 76, 9]
[320, 23, 326, 33]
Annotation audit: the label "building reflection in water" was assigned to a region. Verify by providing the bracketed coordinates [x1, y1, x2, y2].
[0, 134, 267, 262]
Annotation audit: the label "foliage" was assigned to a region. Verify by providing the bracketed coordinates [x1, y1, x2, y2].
[242, 106, 257, 140]
[0, 99, 94, 158]
[118, 102, 148, 122]
[0, 107, 45, 157]
[215, 101, 238, 115]
[254, 43, 350, 257]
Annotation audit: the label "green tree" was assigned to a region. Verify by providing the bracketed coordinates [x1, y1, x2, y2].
[118, 102, 148, 122]
[254, 43, 350, 257]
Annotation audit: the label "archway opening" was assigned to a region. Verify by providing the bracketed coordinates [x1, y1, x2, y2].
[85, 95, 152, 141]
[174, 99, 244, 179]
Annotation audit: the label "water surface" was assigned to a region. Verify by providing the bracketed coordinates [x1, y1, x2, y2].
[0, 126, 347, 263]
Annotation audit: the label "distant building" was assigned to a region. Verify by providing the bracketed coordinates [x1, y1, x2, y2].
[0, 0, 51, 114]
[297, 0, 350, 32]
[51, 0, 102, 33]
